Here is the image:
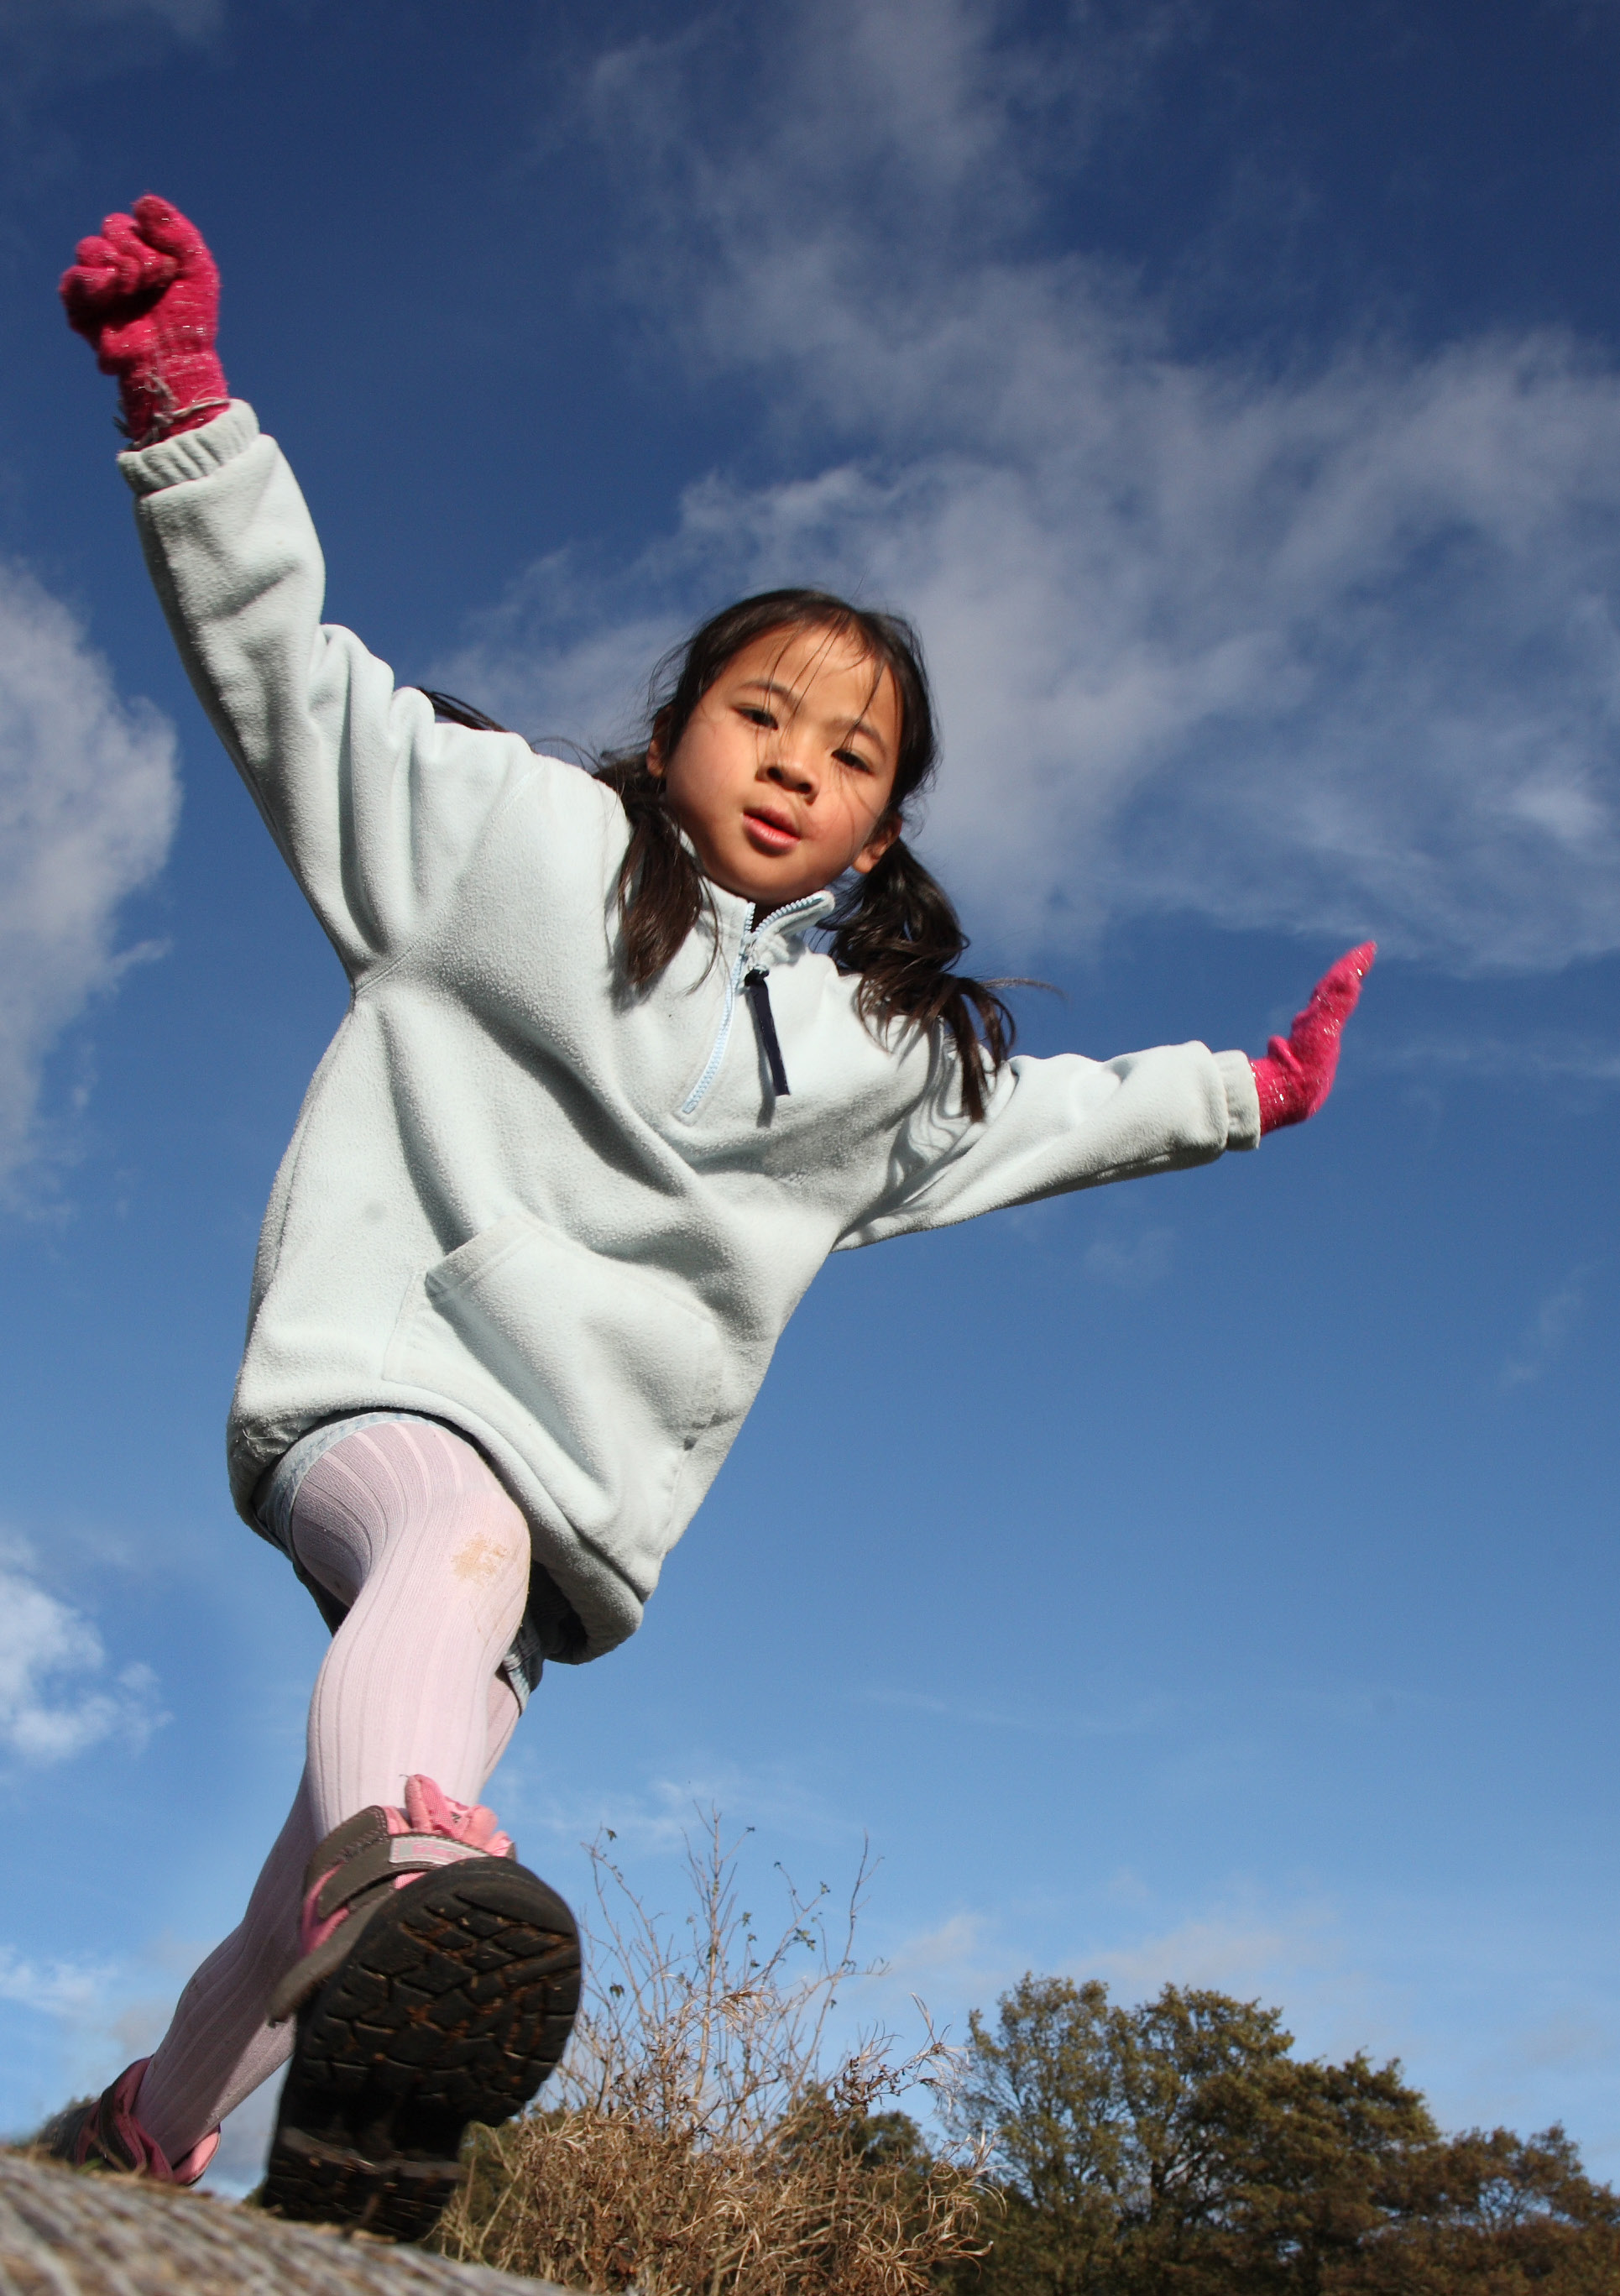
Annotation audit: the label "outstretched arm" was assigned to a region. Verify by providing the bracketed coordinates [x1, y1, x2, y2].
[840, 944, 1376, 1246]
[60, 195, 228, 450]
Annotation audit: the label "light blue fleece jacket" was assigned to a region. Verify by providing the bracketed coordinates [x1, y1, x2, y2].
[120, 402, 1262, 1662]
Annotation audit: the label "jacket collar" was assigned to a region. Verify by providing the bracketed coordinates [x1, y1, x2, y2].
[708, 882, 838, 970]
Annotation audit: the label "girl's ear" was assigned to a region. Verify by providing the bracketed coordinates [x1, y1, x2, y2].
[849, 812, 902, 877]
[645, 709, 672, 778]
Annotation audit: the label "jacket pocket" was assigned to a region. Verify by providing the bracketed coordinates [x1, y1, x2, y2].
[384, 1212, 723, 1593]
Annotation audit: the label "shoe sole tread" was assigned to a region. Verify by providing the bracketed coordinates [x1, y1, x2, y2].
[262, 1860, 579, 2242]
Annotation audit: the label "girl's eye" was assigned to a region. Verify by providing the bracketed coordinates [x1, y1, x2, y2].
[739, 706, 777, 729]
[833, 748, 872, 773]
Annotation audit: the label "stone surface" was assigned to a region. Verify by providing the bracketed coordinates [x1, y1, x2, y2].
[0, 2152, 562, 2296]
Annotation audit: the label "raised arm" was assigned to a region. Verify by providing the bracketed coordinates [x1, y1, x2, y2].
[61, 196, 557, 976]
[842, 945, 1375, 1245]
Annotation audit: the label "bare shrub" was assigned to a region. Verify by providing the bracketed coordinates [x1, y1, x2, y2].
[433, 1813, 987, 2296]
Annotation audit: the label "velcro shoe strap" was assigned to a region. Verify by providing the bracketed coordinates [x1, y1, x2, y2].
[266, 1880, 397, 2025]
[83, 2095, 142, 2174]
[312, 1832, 492, 1922]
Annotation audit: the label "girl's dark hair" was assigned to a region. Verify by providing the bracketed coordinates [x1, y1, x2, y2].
[417, 589, 1016, 1120]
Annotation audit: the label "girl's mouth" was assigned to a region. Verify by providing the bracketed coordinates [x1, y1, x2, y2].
[743, 808, 801, 854]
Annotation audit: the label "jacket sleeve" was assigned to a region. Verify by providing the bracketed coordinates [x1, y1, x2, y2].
[120, 401, 550, 977]
[836, 1038, 1261, 1247]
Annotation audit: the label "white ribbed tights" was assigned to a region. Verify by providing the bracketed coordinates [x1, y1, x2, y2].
[133, 1420, 531, 2166]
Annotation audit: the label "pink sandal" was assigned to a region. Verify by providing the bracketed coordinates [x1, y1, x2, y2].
[35, 2057, 220, 2185]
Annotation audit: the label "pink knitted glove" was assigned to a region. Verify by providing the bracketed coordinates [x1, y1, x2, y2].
[60, 194, 227, 451]
[1251, 943, 1375, 1134]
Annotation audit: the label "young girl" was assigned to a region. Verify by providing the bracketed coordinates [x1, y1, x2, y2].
[43, 196, 1372, 2239]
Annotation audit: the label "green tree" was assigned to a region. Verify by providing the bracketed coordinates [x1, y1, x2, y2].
[1351, 2123, 1620, 2292]
[947, 1974, 1620, 2294]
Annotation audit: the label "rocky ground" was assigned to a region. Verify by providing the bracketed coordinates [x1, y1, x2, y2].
[0, 2152, 561, 2296]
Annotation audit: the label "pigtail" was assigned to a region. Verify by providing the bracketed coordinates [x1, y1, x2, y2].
[830, 838, 1016, 1123]
[595, 749, 711, 986]
[415, 689, 510, 735]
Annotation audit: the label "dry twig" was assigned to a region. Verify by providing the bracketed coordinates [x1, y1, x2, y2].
[434, 1813, 986, 2296]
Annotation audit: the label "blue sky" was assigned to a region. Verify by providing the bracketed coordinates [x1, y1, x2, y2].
[3, 0, 1620, 2194]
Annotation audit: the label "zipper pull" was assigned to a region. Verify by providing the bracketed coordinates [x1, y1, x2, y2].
[743, 970, 791, 1096]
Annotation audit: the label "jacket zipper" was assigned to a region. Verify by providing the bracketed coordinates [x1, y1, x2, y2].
[678, 894, 824, 1117]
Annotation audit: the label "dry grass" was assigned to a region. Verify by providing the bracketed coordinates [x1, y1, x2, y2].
[433, 1815, 988, 2296]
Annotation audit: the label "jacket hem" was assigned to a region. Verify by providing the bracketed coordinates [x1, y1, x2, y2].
[227, 1389, 650, 1663]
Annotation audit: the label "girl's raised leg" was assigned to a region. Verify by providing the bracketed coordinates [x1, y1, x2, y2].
[290, 1418, 531, 1831]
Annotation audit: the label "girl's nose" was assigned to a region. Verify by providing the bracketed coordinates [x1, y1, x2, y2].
[765, 754, 816, 796]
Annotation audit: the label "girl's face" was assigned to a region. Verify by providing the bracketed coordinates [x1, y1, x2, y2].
[647, 624, 902, 907]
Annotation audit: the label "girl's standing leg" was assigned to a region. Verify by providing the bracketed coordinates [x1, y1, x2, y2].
[132, 1421, 529, 2165]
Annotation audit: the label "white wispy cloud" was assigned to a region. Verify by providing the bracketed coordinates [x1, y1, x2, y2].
[1501, 1265, 1593, 1387]
[1089, 1899, 1343, 1999]
[0, 562, 180, 1196]
[1372, 1034, 1620, 1082]
[448, 0, 1620, 975]
[0, 1944, 118, 2016]
[0, 1551, 165, 1763]
[506, 1761, 857, 1861]
[1083, 1223, 1175, 1292]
